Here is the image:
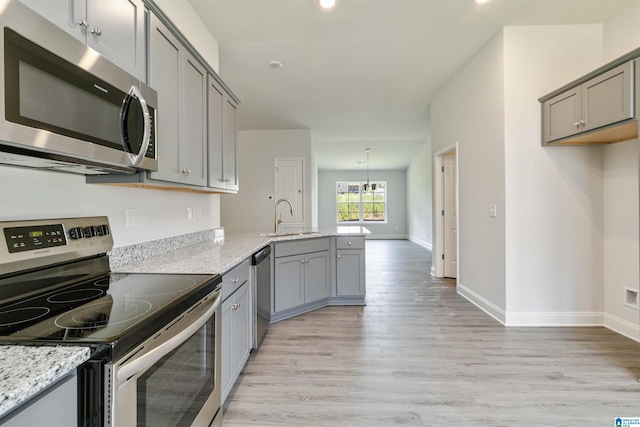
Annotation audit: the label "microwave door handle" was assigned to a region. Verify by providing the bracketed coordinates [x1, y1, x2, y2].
[116, 292, 221, 385]
[122, 85, 151, 167]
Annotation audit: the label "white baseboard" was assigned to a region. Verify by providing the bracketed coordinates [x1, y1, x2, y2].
[408, 236, 432, 251]
[457, 282, 506, 325]
[505, 311, 603, 327]
[604, 313, 640, 343]
[457, 283, 640, 343]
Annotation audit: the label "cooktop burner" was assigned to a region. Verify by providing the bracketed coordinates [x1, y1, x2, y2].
[0, 216, 222, 359]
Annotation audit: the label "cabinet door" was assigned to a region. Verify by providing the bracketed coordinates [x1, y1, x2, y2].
[231, 282, 251, 378]
[149, 16, 181, 183]
[336, 250, 365, 296]
[542, 86, 582, 143]
[304, 251, 330, 303]
[223, 99, 239, 191]
[274, 255, 305, 312]
[86, 0, 146, 81]
[19, 0, 85, 41]
[208, 79, 225, 189]
[181, 53, 208, 186]
[582, 61, 635, 132]
[220, 295, 234, 402]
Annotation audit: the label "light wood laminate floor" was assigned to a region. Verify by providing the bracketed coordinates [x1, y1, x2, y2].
[223, 240, 640, 426]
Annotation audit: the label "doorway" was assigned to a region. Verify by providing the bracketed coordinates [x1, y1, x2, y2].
[434, 144, 459, 279]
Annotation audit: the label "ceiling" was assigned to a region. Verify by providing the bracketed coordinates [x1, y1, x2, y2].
[188, 0, 633, 170]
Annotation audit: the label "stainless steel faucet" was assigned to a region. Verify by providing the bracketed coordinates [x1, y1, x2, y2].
[274, 198, 295, 233]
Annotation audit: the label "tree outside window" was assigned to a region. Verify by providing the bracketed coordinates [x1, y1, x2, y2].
[336, 181, 386, 223]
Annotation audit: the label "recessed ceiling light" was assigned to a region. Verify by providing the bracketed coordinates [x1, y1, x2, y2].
[319, 0, 336, 9]
[268, 60, 284, 69]
[475, 0, 491, 3]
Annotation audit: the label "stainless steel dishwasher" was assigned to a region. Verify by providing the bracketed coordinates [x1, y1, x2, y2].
[252, 245, 271, 349]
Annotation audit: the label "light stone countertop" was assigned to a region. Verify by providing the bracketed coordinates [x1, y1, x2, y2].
[0, 345, 91, 419]
[112, 227, 370, 275]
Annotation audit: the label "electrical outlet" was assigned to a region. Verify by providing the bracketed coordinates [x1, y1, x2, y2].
[125, 208, 135, 229]
[488, 204, 497, 217]
[186, 207, 193, 222]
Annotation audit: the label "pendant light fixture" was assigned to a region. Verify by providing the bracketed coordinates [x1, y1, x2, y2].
[362, 148, 372, 192]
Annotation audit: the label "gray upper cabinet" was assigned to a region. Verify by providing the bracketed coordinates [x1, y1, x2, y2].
[208, 77, 239, 192]
[19, 0, 146, 81]
[542, 60, 636, 145]
[149, 15, 206, 187]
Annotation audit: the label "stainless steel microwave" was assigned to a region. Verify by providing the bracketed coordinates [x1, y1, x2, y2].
[0, 1, 157, 175]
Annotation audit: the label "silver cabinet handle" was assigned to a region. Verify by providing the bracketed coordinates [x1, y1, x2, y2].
[232, 303, 240, 310]
[574, 121, 580, 128]
[580, 119, 586, 126]
[91, 27, 102, 36]
[232, 278, 239, 283]
[348, 241, 352, 245]
[78, 18, 89, 29]
[337, 254, 341, 259]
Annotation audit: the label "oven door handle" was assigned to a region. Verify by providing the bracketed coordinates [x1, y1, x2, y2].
[116, 292, 220, 384]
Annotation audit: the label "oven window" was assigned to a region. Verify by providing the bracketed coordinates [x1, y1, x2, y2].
[137, 318, 215, 427]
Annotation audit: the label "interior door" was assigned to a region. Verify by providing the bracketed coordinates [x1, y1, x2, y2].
[443, 151, 457, 279]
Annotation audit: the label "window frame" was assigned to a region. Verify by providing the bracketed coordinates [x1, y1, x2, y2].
[336, 181, 387, 224]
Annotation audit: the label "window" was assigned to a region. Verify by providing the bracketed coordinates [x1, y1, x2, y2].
[336, 181, 386, 223]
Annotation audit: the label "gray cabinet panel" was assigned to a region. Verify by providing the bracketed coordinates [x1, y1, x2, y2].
[583, 61, 634, 132]
[182, 55, 207, 186]
[149, 17, 180, 183]
[274, 254, 305, 312]
[86, 0, 146, 81]
[21, 0, 146, 80]
[221, 279, 251, 403]
[208, 80, 224, 189]
[304, 252, 330, 303]
[223, 99, 239, 190]
[543, 87, 581, 143]
[337, 250, 365, 297]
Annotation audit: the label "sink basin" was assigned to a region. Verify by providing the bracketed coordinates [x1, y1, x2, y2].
[259, 231, 320, 237]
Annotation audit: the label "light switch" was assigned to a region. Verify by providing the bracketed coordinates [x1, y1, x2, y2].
[488, 205, 497, 217]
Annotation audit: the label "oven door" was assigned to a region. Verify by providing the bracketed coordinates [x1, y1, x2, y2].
[105, 290, 221, 427]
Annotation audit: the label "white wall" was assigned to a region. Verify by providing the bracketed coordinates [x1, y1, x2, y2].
[602, 1, 640, 340]
[406, 141, 432, 249]
[318, 170, 407, 238]
[430, 32, 507, 315]
[0, 1, 222, 248]
[503, 25, 605, 325]
[603, 0, 640, 61]
[220, 130, 313, 232]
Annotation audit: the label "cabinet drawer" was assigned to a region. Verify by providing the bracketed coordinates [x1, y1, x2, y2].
[274, 238, 330, 258]
[221, 259, 251, 301]
[336, 236, 365, 250]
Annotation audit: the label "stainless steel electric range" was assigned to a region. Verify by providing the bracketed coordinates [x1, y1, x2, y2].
[0, 216, 223, 427]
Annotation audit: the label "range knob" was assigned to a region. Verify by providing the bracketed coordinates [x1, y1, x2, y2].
[95, 224, 110, 236]
[69, 227, 83, 240]
[83, 226, 96, 238]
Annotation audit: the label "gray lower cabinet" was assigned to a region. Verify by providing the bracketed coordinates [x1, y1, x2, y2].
[149, 14, 207, 187]
[336, 236, 366, 298]
[221, 260, 251, 403]
[274, 251, 330, 312]
[542, 60, 635, 144]
[19, 0, 146, 81]
[1, 373, 77, 427]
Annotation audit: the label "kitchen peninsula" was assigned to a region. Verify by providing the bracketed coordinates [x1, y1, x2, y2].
[0, 226, 369, 424]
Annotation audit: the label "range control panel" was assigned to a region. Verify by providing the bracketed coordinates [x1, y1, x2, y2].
[0, 216, 113, 275]
[4, 223, 67, 253]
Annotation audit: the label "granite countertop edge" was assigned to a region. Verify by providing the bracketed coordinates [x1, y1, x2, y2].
[0, 345, 91, 419]
[111, 227, 371, 275]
